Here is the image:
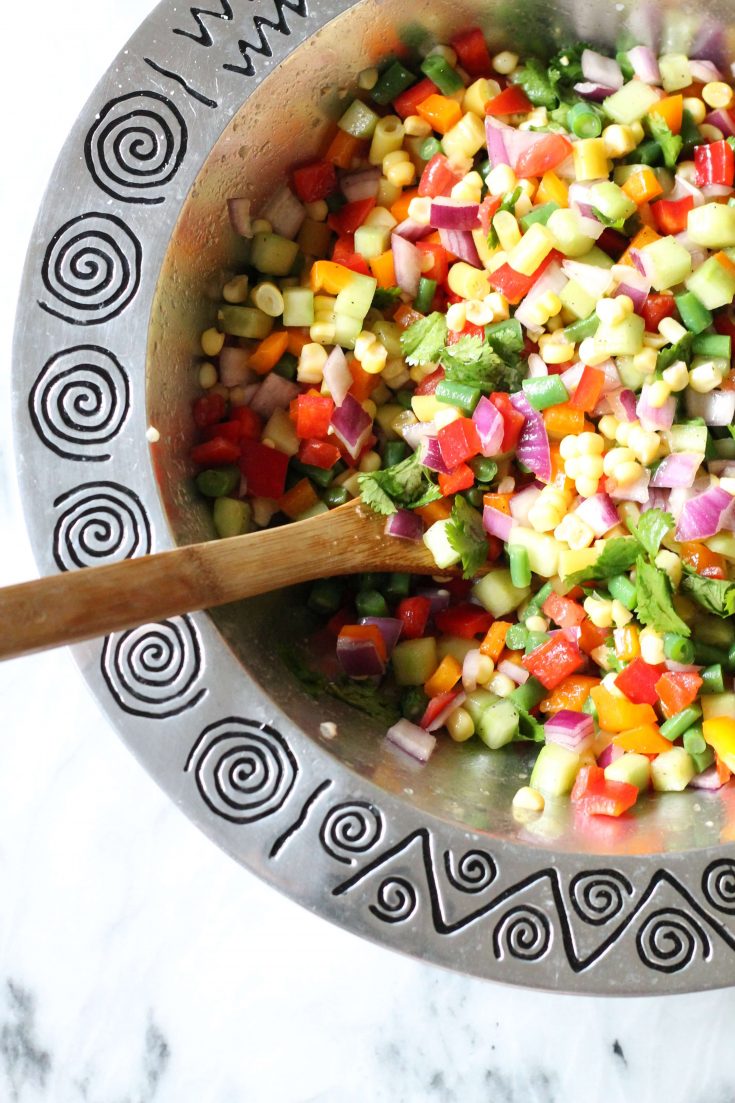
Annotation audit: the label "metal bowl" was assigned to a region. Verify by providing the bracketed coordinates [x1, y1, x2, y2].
[12, 0, 735, 993]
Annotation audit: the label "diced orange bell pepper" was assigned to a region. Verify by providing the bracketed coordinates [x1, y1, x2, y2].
[278, 478, 319, 520]
[414, 498, 453, 525]
[480, 621, 511, 662]
[679, 540, 727, 580]
[591, 685, 657, 733]
[348, 357, 380, 403]
[613, 724, 672, 754]
[249, 330, 290, 375]
[655, 671, 703, 719]
[394, 303, 425, 329]
[310, 260, 358, 294]
[424, 654, 462, 697]
[325, 129, 364, 169]
[622, 167, 664, 206]
[579, 619, 612, 655]
[369, 250, 396, 288]
[416, 94, 463, 135]
[619, 225, 661, 264]
[613, 624, 641, 662]
[647, 93, 683, 134]
[539, 674, 600, 714]
[482, 492, 512, 515]
[543, 402, 585, 439]
[391, 188, 420, 223]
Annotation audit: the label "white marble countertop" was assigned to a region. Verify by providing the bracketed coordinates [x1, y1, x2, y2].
[4, 3, 735, 1100]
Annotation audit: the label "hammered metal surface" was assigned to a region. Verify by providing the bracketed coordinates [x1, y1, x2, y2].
[11, 0, 735, 993]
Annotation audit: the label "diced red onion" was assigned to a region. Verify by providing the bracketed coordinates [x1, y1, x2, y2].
[261, 185, 305, 239]
[462, 649, 484, 692]
[419, 435, 451, 473]
[605, 387, 638, 423]
[609, 469, 651, 504]
[509, 484, 541, 526]
[554, 154, 577, 182]
[227, 197, 252, 237]
[401, 419, 435, 451]
[686, 389, 735, 426]
[702, 183, 734, 199]
[416, 587, 451, 614]
[502, 127, 550, 171]
[497, 659, 529, 685]
[510, 393, 551, 483]
[386, 718, 436, 762]
[249, 372, 300, 419]
[675, 485, 735, 540]
[597, 741, 623, 769]
[359, 616, 403, 654]
[651, 452, 703, 489]
[690, 765, 726, 790]
[340, 166, 381, 202]
[218, 346, 256, 388]
[690, 58, 723, 82]
[574, 492, 620, 534]
[645, 486, 671, 513]
[708, 460, 735, 477]
[514, 262, 567, 331]
[671, 174, 705, 207]
[472, 395, 505, 457]
[560, 362, 585, 393]
[526, 353, 548, 378]
[544, 709, 595, 752]
[705, 108, 735, 137]
[393, 217, 433, 242]
[336, 634, 386, 678]
[430, 199, 480, 231]
[483, 505, 516, 541]
[627, 45, 661, 84]
[323, 345, 352, 407]
[629, 248, 648, 277]
[665, 660, 702, 674]
[576, 213, 606, 241]
[391, 233, 422, 297]
[384, 509, 424, 542]
[485, 117, 510, 166]
[597, 359, 622, 394]
[637, 383, 676, 431]
[330, 393, 372, 459]
[614, 281, 649, 312]
[231, 381, 260, 408]
[438, 228, 482, 268]
[561, 258, 614, 298]
[423, 690, 467, 733]
[574, 81, 618, 101]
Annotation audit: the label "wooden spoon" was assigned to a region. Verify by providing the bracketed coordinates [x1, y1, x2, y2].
[0, 499, 481, 661]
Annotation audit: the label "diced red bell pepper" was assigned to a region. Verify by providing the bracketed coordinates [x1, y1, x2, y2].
[541, 592, 586, 629]
[331, 234, 372, 275]
[650, 196, 694, 236]
[327, 197, 376, 235]
[190, 436, 241, 466]
[571, 764, 639, 818]
[438, 463, 475, 496]
[239, 439, 289, 498]
[192, 392, 226, 428]
[393, 77, 439, 118]
[694, 139, 735, 187]
[515, 134, 573, 179]
[292, 159, 338, 203]
[488, 251, 558, 305]
[298, 438, 341, 469]
[414, 366, 445, 395]
[326, 607, 353, 637]
[446, 321, 486, 345]
[292, 392, 335, 440]
[478, 194, 503, 236]
[420, 688, 462, 729]
[679, 540, 727, 580]
[569, 365, 605, 412]
[437, 417, 482, 468]
[230, 405, 263, 441]
[396, 595, 432, 640]
[484, 85, 532, 116]
[641, 292, 677, 333]
[418, 153, 463, 198]
[655, 670, 704, 719]
[202, 419, 242, 443]
[434, 603, 493, 639]
[614, 657, 665, 705]
[522, 635, 584, 690]
[450, 27, 492, 77]
[488, 392, 525, 452]
[416, 241, 449, 284]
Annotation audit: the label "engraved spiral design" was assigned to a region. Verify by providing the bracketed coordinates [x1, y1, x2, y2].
[100, 617, 205, 719]
[39, 212, 141, 324]
[493, 906, 551, 962]
[636, 909, 709, 974]
[52, 481, 151, 572]
[569, 870, 634, 926]
[85, 91, 188, 204]
[29, 345, 130, 461]
[703, 859, 735, 915]
[319, 802, 383, 864]
[369, 877, 417, 924]
[443, 849, 497, 894]
[187, 718, 297, 824]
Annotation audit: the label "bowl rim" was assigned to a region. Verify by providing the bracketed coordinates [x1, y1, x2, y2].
[11, 0, 735, 994]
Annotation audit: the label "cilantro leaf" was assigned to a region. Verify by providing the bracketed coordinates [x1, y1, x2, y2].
[647, 113, 683, 169]
[566, 538, 641, 585]
[358, 451, 442, 516]
[656, 331, 693, 373]
[488, 186, 522, 247]
[512, 43, 595, 111]
[681, 568, 735, 618]
[548, 42, 592, 92]
[280, 647, 401, 725]
[626, 508, 674, 560]
[440, 334, 526, 393]
[512, 57, 558, 109]
[635, 557, 691, 636]
[446, 495, 488, 579]
[400, 312, 447, 365]
[486, 318, 524, 359]
[591, 207, 627, 231]
[515, 706, 545, 742]
[372, 286, 402, 310]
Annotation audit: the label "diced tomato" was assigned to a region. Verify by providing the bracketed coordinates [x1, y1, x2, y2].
[239, 439, 289, 498]
[292, 159, 338, 203]
[414, 366, 445, 395]
[396, 595, 432, 640]
[327, 197, 376, 235]
[331, 234, 372, 275]
[488, 251, 558, 304]
[190, 436, 241, 466]
[434, 603, 493, 639]
[192, 392, 226, 428]
[450, 27, 492, 77]
[614, 657, 665, 705]
[655, 671, 704, 719]
[488, 392, 525, 452]
[393, 77, 439, 119]
[420, 689, 462, 730]
[650, 196, 694, 236]
[298, 438, 341, 469]
[715, 306, 735, 340]
[416, 241, 449, 284]
[202, 420, 242, 443]
[515, 134, 572, 179]
[641, 292, 677, 332]
[569, 365, 605, 413]
[542, 592, 586, 629]
[438, 463, 475, 496]
[292, 392, 334, 440]
[230, 405, 263, 441]
[418, 153, 463, 198]
[523, 635, 585, 690]
[485, 85, 532, 116]
[478, 194, 503, 236]
[437, 417, 482, 468]
[571, 764, 639, 818]
[446, 321, 486, 345]
[694, 139, 735, 187]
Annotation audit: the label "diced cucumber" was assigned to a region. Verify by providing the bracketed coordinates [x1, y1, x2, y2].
[546, 208, 596, 257]
[354, 224, 391, 259]
[507, 527, 561, 578]
[530, 743, 581, 796]
[663, 422, 708, 454]
[334, 272, 378, 320]
[603, 80, 661, 124]
[463, 688, 499, 726]
[687, 203, 735, 249]
[338, 99, 379, 139]
[559, 278, 597, 320]
[604, 752, 651, 792]
[685, 254, 735, 310]
[640, 236, 692, 291]
[437, 636, 478, 664]
[615, 355, 648, 391]
[251, 231, 300, 276]
[213, 497, 252, 538]
[658, 53, 691, 92]
[706, 532, 735, 561]
[282, 287, 314, 327]
[371, 320, 403, 356]
[334, 312, 362, 349]
[472, 568, 530, 617]
[392, 637, 438, 686]
[590, 181, 637, 223]
[577, 246, 615, 269]
[701, 692, 735, 721]
[597, 313, 645, 356]
[477, 699, 520, 750]
[423, 519, 462, 570]
[651, 747, 696, 792]
[218, 305, 274, 339]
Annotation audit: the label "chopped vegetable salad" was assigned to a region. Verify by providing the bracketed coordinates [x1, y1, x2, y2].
[189, 32, 735, 817]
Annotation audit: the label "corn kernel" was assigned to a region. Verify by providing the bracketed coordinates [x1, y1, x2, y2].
[508, 223, 555, 277]
[251, 218, 272, 234]
[443, 114, 487, 164]
[538, 333, 574, 364]
[362, 399, 377, 420]
[661, 360, 689, 392]
[628, 426, 661, 465]
[513, 192, 533, 218]
[682, 96, 706, 124]
[525, 615, 549, 633]
[598, 415, 619, 441]
[488, 672, 516, 697]
[476, 655, 496, 685]
[407, 196, 432, 224]
[612, 599, 633, 628]
[586, 456, 604, 479]
[689, 362, 722, 393]
[358, 66, 379, 90]
[465, 298, 495, 326]
[646, 380, 672, 408]
[451, 170, 484, 203]
[584, 596, 614, 628]
[573, 138, 610, 182]
[497, 476, 515, 494]
[577, 432, 605, 456]
[446, 302, 467, 332]
[563, 457, 584, 480]
[658, 316, 688, 344]
[201, 327, 225, 357]
[446, 707, 475, 742]
[655, 548, 683, 588]
[297, 342, 328, 383]
[596, 296, 631, 325]
[493, 50, 518, 75]
[555, 513, 596, 550]
[559, 434, 580, 459]
[642, 331, 668, 350]
[198, 362, 218, 389]
[385, 161, 415, 188]
[700, 123, 725, 142]
[519, 108, 549, 133]
[578, 337, 610, 366]
[361, 343, 388, 375]
[492, 209, 522, 251]
[575, 475, 600, 498]
[426, 43, 457, 65]
[614, 420, 636, 446]
[602, 124, 637, 158]
[404, 114, 431, 137]
[703, 81, 734, 109]
[304, 200, 328, 221]
[632, 347, 659, 376]
[484, 292, 509, 320]
[447, 262, 491, 300]
[603, 447, 635, 476]
[615, 460, 645, 487]
[640, 627, 665, 665]
[602, 671, 626, 697]
[486, 164, 518, 196]
[528, 487, 569, 532]
[463, 78, 501, 116]
[434, 406, 462, 429]
[222, 274, 250, 303]
[512, 786, 545, 813]
[358, 450, 382, 473]
[630, 121, 645, 143]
